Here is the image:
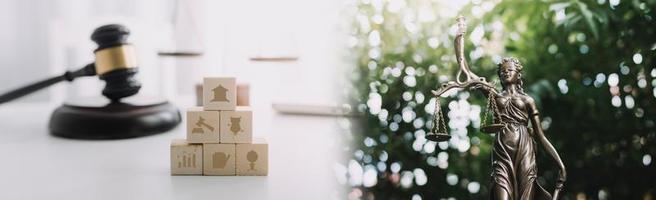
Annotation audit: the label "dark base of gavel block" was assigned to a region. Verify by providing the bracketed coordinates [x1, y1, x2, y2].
[49, 96, 181, 140]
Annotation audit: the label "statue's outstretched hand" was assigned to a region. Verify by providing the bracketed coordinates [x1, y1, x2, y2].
[556, 169, 566, 189]
[551, 169, 566, 199]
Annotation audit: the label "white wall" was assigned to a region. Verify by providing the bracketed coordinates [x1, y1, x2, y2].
[0, 0, 52, 102]
[0, 0, 347, 106]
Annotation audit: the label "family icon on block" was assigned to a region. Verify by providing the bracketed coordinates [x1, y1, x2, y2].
[171, 77, 268, 176]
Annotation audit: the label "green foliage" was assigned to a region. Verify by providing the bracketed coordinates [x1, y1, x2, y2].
[345, 0, 656, 199]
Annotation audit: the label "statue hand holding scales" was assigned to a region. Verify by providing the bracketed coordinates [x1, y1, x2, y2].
[426, 17, 566, 200]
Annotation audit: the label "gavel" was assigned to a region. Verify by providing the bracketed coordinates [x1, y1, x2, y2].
[0, 24, 181, 140]
[0, 24, 141, 104]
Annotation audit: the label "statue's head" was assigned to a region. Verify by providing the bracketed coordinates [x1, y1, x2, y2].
[498, 57, 523, 86]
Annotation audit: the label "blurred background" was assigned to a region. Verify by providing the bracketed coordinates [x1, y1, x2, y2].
[0, 0, 350, 199]
[0, 0, 345, 110]
[340, 0, 656, 199]
[3, 0, 656, 199]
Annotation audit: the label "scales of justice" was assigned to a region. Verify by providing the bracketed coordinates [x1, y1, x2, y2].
[425, 17, 566, 200]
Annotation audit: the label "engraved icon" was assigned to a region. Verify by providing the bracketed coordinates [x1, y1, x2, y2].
[211, 84, 229, 102]
[192, 116, 214, 134]
[177, 151, 197, 168]
[228, 117, 243, 135]
[246, 150, 258, 170]
[212, 152, 231, 169]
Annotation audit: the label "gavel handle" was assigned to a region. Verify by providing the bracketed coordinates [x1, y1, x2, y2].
[0, 63, 96, 105]
[200, 123, 214, 131]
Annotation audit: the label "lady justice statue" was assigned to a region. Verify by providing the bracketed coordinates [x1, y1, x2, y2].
[425, 17, 566, 200]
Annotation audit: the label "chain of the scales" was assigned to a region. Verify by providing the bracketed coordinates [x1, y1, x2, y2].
[426, 96, 451, 142]
[480, 82, 505, 134]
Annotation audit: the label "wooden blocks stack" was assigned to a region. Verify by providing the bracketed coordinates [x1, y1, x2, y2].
[171, 77, 268, 176]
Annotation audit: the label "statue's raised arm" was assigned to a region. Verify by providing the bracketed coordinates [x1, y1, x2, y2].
[454, 16, 480, 83]
[432, 16, 497, 97]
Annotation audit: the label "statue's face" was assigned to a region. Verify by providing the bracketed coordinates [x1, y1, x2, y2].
[499, 62, 520, 85]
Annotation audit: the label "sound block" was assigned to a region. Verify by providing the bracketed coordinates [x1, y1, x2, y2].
[49, 96, 181, 140]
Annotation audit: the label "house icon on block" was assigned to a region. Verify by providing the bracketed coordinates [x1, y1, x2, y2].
[211, 84, 230, 102]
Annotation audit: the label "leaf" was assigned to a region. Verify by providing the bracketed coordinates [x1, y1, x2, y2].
[549, 2, 572, 12]
[564, 13, 582, 29]
[577, 2, 600, 40]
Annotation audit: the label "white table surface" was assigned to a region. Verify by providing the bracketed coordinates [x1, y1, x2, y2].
[0, 102, 344, 200]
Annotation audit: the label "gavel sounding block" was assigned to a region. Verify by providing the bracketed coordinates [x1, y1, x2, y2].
[171, 139, 203, 175]
[220, 106, 253, 144]
[203, 77, 237, 111]
[186, 107, 220, 143]
[203, 144, 236, 176]
[236, 138, 268, 176]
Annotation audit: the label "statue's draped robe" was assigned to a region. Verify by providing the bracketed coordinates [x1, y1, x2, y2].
[490, 97, 551, 200]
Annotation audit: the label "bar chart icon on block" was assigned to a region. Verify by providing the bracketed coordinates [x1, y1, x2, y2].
[171, 139, 203, 175]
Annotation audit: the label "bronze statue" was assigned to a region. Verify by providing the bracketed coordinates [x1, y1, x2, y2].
[426, 17, 566, 200]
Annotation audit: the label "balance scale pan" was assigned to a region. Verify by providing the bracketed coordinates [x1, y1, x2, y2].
[425, 133, 451, 142]
[480, 124, 505, 134]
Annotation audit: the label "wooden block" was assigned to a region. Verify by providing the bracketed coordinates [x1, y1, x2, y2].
[236, 83, 250, 106]
[170, 139, 203, 175]
[220, 106, 252, 143]
[186, 107, 220, 143]
[203, 77, 236, 111]
[195, 83, 203, 106]
[236, 138, 268, 176]
[203, 144, 236, 175]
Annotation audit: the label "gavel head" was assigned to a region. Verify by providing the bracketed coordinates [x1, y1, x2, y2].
[91, 24, 141, 103]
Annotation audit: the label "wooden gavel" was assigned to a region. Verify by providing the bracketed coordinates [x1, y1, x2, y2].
[0, 24, 141, 104]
